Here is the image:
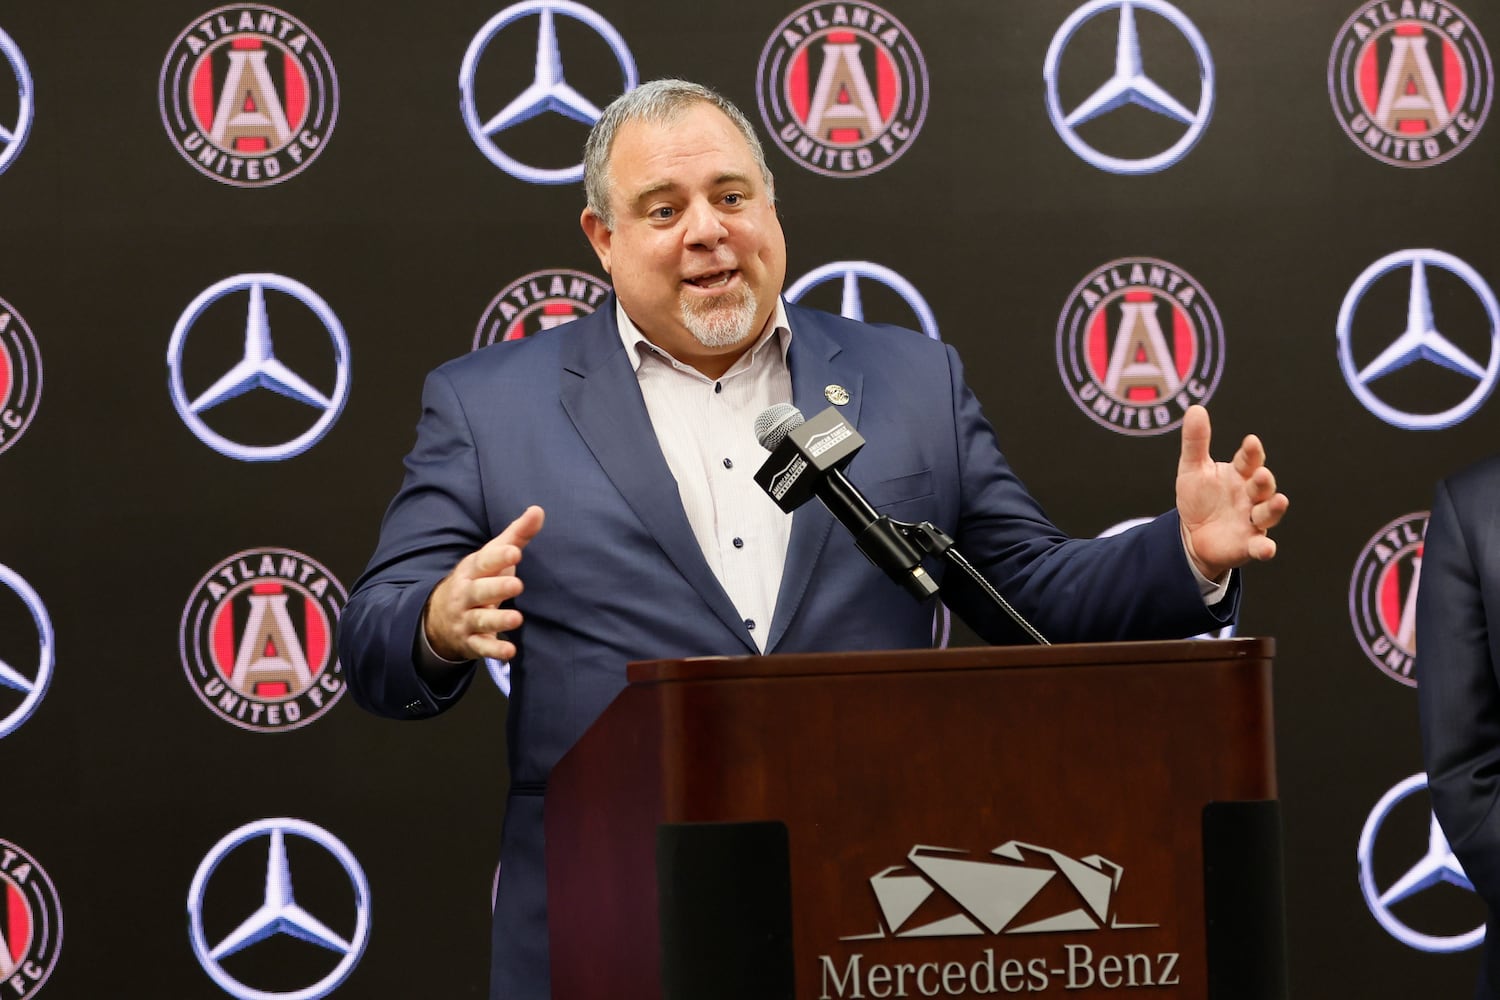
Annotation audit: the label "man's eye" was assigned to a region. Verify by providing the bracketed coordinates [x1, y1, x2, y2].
[723, 193, 742, 206]
[651, 206, 675, 220]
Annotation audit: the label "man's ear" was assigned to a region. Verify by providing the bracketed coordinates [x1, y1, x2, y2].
[580, 208, 612, 274]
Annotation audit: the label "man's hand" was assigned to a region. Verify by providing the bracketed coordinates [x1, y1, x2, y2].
[1175, 406, 1288, 582]
[423, 506, 545, 662]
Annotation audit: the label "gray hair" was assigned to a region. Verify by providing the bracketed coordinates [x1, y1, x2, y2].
[583, 79, 775, 229]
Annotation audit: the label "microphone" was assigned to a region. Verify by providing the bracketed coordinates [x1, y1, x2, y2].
[753, 404, 938, 601]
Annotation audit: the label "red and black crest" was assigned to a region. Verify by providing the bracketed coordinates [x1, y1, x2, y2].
[757, 1, 929, 177]
[0, 841, 61, 993]
[180, 548, 347, 732]
[1330, 2, 1493, 166]
[160, 5, 338, 186]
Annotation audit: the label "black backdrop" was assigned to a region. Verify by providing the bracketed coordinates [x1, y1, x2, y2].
[0, 1, 1496, 997]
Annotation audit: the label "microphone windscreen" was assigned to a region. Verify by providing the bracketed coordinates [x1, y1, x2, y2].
[754, 403, 805, 451]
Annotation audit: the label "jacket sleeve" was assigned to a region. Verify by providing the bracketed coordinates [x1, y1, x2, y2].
[940, 343, 1235, 645]
[337, 366, 493, 719]
[1418, 476, 1500, 912]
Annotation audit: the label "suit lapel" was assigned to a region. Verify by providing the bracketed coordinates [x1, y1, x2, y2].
[558, 304, 758, 653]
[766, 306, 863, 653]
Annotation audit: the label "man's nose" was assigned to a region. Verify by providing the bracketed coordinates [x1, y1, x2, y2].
[682, 199, 729, 248]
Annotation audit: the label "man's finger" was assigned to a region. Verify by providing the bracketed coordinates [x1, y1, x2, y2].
[1246, 465, 1277, 502]
[470, 635, 517, 662]
[1178, 404, 1212, 472]
[498, 505, 546, 549]
[469, 506, 548, 578]
[1251, 493, 1290, 531]
[470, 574, 524, 608]
[470, 541, 523, 578]
[1232, 435, 1266, 478]
[468, 606, 523, 635]
[1247, 535, 1278, 562]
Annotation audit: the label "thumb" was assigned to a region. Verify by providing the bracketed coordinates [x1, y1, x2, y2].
[1178, 405, 1211, 474]
[499, 505, 546, 550]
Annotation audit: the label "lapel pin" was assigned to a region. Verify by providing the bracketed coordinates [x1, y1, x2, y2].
[824, 384, 850, 405]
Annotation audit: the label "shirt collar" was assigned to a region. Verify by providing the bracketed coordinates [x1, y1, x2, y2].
[617, 297, 792, 376]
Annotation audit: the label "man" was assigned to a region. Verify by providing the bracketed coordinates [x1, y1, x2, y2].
[1417, 455, 1500, 999]
[339, 79, 1288, 999]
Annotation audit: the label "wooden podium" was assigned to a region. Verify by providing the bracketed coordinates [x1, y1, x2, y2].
[546, 638, 1284, 999]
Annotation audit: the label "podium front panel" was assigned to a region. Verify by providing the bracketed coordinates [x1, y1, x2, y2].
[547, 639, 1277, 999]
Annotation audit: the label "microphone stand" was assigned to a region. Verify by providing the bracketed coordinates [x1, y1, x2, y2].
[888, 518, 1051, 646]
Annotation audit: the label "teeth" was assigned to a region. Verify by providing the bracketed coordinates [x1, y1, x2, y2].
[691, 271, 732, 288]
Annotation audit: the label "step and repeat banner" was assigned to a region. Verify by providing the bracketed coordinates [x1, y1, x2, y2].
[0, 1, 1496, 997]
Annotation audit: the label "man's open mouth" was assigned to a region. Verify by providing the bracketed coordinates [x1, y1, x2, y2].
[685, 270, 736, 289]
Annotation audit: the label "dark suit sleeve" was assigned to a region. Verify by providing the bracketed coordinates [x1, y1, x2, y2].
[337, 366, 493, 720]
[1418, 477, 1500, 911]
[939, 344, 1234, 645]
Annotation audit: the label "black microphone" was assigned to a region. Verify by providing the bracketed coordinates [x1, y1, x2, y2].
[753, 404, 938, 602]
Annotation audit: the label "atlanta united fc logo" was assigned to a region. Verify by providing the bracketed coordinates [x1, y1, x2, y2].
[1350, 511, 1427, 686]
[159, 5, 338, 186]
[0, 296, 40, 458]
[1329, 1, 1493, 167]
[0, 838, 62, 998]
[756, 1, 929, 178]
[473, 269, 611, 351]
[180, 548, 347, 732]
[1055, 257, 1224, 437]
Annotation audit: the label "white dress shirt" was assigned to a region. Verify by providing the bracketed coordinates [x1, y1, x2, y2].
[617, 298, 795, 651]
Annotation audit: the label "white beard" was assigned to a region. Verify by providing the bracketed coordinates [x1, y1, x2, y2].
[681, 285, 759, 348]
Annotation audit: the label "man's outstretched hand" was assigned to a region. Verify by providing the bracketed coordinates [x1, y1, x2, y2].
[423, 505, 545, 662]
[1175, 406, 1288, 582]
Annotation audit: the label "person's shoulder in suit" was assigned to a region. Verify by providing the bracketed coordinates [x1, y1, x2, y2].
[1443, 452, 1500, 499]
[429, 304, 611, 391]
[788, 302, 951, 366]
[798, 304, 933, 342]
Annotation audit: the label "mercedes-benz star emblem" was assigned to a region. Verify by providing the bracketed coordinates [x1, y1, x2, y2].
[1337, 249, 1500, 430]
[1044, 0, 1214, 174]
[459, 0, 637, 184]
[785, 261, 941, 341]
[1358, 773, 1483, 953]
[0, 26, 33, 176]
[0, 563, 52, 738]
[188, 817, 371, 1000]
[168, 273, 351, 462]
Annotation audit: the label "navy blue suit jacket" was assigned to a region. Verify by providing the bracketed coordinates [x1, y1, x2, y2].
[339, 300, 1232, 999]
[1418, 455, 1500, 999]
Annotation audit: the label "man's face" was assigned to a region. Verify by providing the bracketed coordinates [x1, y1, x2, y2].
[581, 102, 786, 376]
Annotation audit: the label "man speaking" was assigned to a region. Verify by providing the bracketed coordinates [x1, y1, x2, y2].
[338, 79, 1289, 999]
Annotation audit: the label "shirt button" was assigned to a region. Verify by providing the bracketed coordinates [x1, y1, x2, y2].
[744, 618, 756, 631]
[732, 537, 744, 548]
[714, 382, 723, 394]
[722, 457, 733, 469]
